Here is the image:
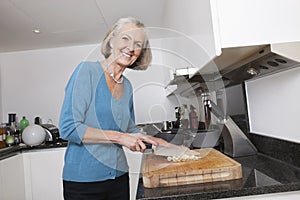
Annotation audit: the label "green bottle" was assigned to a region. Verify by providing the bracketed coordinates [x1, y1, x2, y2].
[20, 116, 29, 133]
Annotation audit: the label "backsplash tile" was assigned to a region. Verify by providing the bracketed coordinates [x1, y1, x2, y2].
[250, 133, 300, 168]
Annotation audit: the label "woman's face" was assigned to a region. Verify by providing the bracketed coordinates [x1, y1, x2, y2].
[110, 24, 145, 68]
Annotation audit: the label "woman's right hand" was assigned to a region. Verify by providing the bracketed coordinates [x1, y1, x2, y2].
[118, 133, 158, 153]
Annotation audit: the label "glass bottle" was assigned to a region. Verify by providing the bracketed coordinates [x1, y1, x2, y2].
[8, 113, 16, 125]
[0, 123, 7, 148]
[5, 113, 18, 146]
[20, 116, 30, 133]
[5, 124, 15, 147]
[14, 129, 21, 145]
[189, 105, 198, 130]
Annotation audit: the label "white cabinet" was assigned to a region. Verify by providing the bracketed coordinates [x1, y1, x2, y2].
[0, 154, 25, 200]
[163, 0, 300, 98]
[212, 0, 300, 49]
[23, 148, 66, 200]
[162, 0, 300, 68]
[0, 147, 139, 200]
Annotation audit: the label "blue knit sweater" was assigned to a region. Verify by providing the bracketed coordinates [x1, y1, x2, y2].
[59, 61, 138, 182]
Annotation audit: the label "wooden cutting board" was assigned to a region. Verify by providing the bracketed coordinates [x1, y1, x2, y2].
[142, 148, 242, 188]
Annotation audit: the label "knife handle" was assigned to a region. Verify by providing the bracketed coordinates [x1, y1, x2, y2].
[144, 142, 152, 149]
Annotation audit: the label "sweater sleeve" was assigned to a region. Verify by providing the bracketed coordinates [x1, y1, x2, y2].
[126, 88, 140, 133]
[59, 62, 92, 144]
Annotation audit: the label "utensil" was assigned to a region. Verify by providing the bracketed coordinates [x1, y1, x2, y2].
[22, 125, 46, 146]
[145, 144, 200, 157]
[151, 124, 163, 133]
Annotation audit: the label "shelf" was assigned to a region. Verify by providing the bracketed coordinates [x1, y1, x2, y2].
[165, 75, 189, 88]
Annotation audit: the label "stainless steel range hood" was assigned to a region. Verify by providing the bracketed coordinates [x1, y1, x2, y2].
[186, 43, 300, 90]
[166, 43, 300, 96]
[218, 45, 300, 87]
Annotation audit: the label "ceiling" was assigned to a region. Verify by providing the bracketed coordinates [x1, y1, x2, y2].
[0, 0, 167, 53]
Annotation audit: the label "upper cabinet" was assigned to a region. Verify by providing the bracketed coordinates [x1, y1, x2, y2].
[163, 0, 300, 96]
[213, 0, 300, 50]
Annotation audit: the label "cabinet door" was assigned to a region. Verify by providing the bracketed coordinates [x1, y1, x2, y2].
[214, 0, 300, 48]
[0, 154, 25, 200]
[23, 148, 66, 200]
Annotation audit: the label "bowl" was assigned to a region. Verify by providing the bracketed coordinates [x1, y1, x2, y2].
[22, 125, 46, 146]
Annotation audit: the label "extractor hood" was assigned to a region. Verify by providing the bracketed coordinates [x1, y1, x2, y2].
[189, 44, 300, 89]
[166, 43, 300, 97]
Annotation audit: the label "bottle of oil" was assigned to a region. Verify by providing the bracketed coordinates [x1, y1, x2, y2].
[0, 123, 7, 148]
[189, 105, 198, 130]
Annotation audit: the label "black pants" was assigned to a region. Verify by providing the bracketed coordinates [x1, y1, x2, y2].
[63, 173, 130, 200]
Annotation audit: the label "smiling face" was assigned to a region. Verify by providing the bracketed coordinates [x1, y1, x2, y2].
[109, 24, 146, 68]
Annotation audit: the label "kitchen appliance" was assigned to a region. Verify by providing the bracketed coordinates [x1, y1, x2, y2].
[185, 44, 300, 91]
[142, 148, 242, 188]
[162, 121, 173, 131]
[170, 44, 300, 97]
[219, 45, 300, 87]
[40, 123, 60, 143]
[22, 125, 46, 146]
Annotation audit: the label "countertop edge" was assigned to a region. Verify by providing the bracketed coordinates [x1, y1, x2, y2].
[201, 183, 300, 200]
[0, 142, 67, 160]
[138, 183, 300, 200]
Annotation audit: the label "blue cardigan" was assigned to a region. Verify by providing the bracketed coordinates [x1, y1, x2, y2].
[59, 61, 139, 182]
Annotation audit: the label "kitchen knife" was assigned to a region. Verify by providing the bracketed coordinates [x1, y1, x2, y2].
[144, 144, 200, 157]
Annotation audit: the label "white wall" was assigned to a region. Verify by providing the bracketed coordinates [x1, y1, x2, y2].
[163, 0, 217, 66]
[0, 0, 218, 126]
[0, 57, 2, 123]
[0, 39, 184, 125]
[125, 39, 177, 123]
[246, 67, 300, 143]
[125, 39, 203, 124]
[272, 41, 300, 61]
[0, 44, 101, 125]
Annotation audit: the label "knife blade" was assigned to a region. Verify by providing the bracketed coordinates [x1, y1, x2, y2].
[150, 145, 200, 157]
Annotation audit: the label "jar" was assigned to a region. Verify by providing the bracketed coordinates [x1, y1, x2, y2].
[5, 124, 15, 147]
[0, 123, 6, 148]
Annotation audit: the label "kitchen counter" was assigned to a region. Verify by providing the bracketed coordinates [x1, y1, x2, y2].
[136, 152, 300, 199]
[0, 142, 67, 160]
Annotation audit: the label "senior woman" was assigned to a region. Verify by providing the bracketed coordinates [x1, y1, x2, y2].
[59, 17, 168, 200]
